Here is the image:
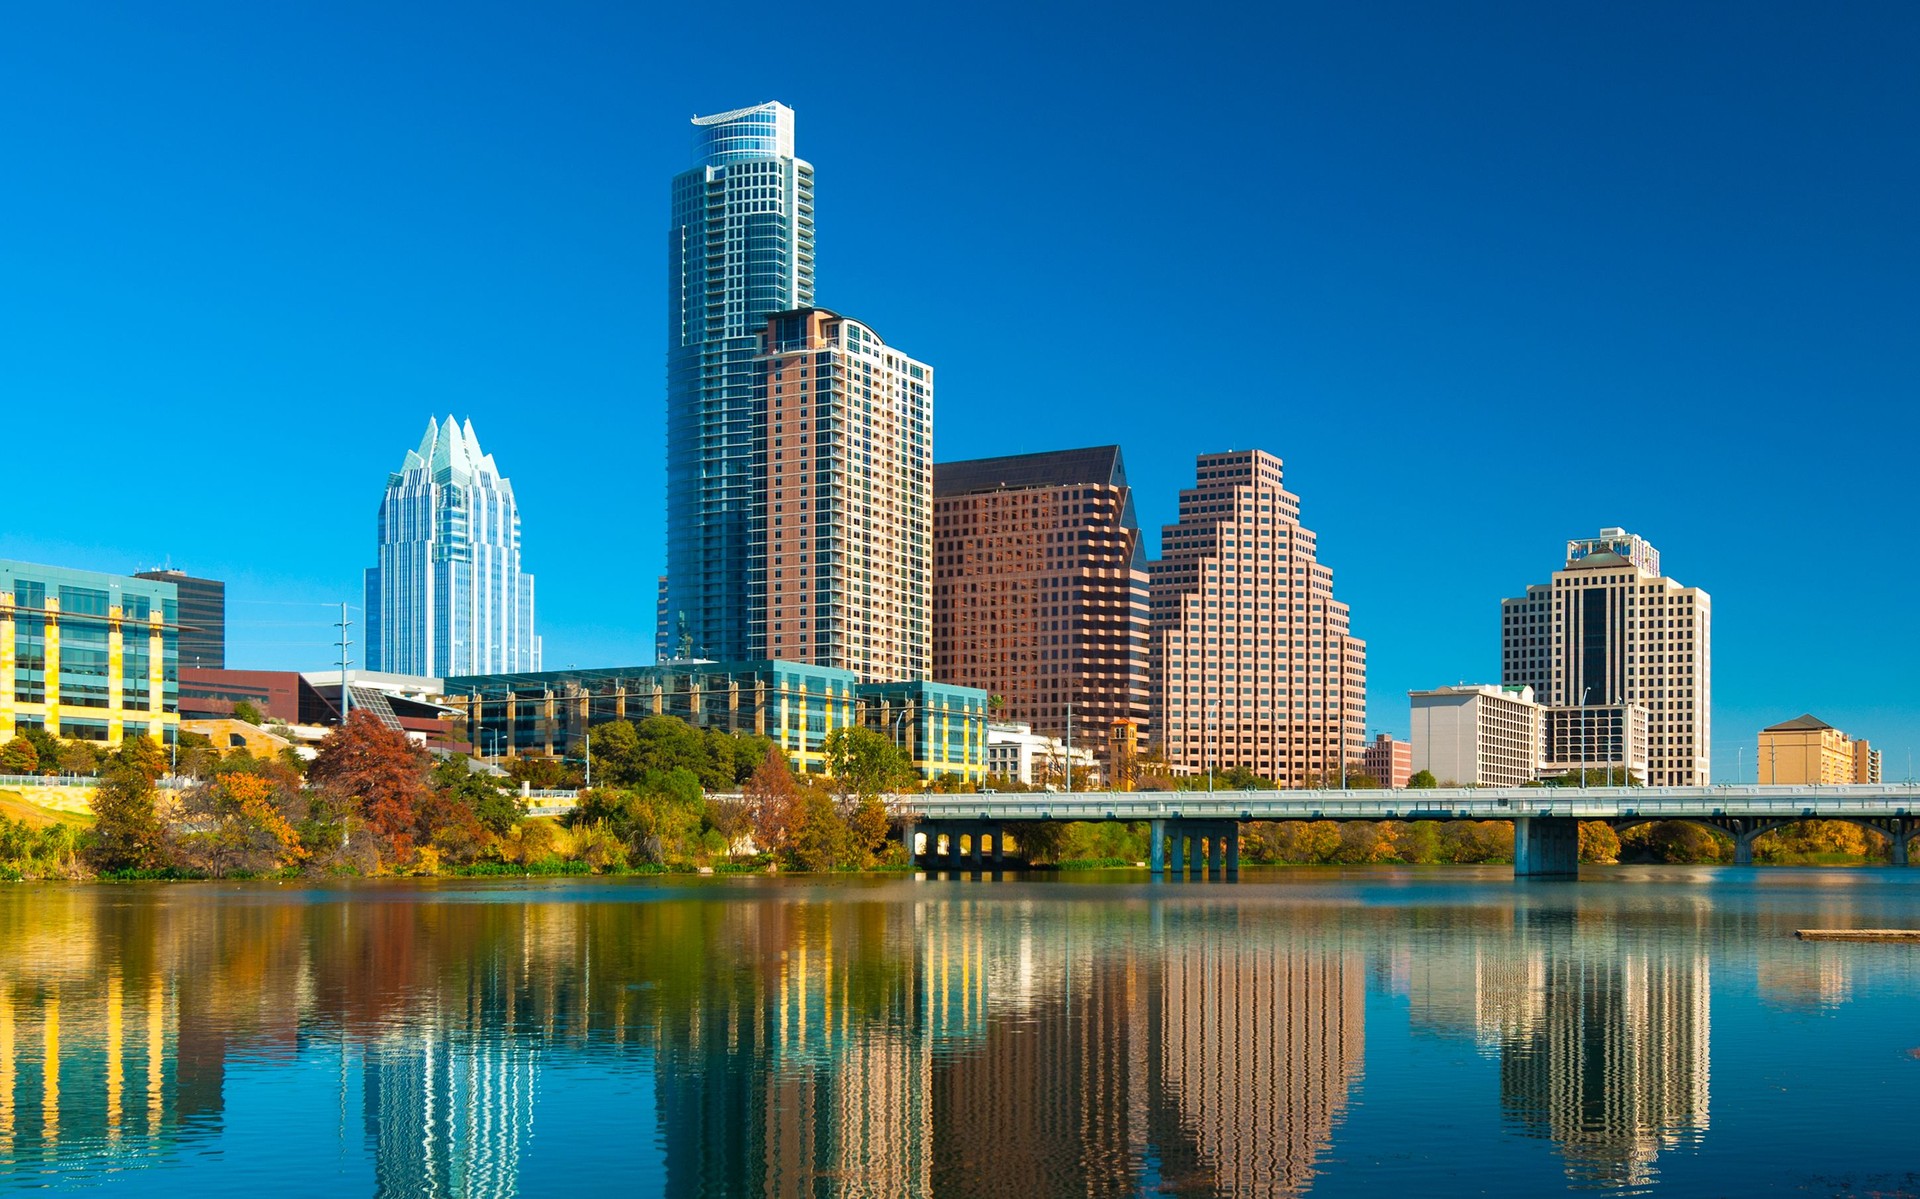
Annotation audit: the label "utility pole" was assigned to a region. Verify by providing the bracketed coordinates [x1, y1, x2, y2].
[335, 603, 353, 726]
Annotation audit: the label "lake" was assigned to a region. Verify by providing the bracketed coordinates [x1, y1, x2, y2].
[1, 867, 1917, 1197]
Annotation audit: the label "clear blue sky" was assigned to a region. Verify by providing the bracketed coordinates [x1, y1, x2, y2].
[4, 1, 1917, 780]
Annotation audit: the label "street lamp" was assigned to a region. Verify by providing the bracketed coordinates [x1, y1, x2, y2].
[1579, 687, 1591, 789]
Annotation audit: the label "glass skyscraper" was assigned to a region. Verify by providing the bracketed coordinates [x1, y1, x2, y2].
[663, 100, 815, 661]
[365, 417, 540, 677]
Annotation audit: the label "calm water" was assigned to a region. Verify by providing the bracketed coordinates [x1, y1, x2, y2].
[1, 868, 1918, 1197]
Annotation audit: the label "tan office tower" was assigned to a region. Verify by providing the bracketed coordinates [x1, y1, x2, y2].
[750, 308, 932, 682]
[1149, 450, 1367, 785]
[932, 447, 1150, 767]
[1501, 528, 1711, 786]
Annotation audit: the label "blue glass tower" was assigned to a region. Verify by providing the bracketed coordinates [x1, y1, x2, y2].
[664, 101, 815, 661]
[365, 417, 540, 677]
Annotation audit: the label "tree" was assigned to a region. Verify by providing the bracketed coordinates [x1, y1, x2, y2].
[88, 766, 168, 872]
[176, 771, 307, 877]
[59, 740, 102, 776]
[431, 756, 522, 836]
[1578, 821, 1621, 863]
[742, 744, 800, 854]
[822, 727, 913, 801]
[849, 797, 891, 865]
[308, 712, 432, 858]
[0, 737, 38, 774]
[786, 788, 853, 871]
[19, 728, 62, 775]
[112, 735, 168, 782]
[231, 700, 264, 726]
[1407, 769, 1439, 789]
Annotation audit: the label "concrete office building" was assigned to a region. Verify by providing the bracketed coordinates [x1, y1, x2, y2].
[0, 559, 178, 746]
[1361, 733, 1413, 788]
[1757, 714, 1882, 784]
[134, 568, 224, 669]
[663, 101, 815, 662]
[1149, 451, 1367, 784]
[932, 446, 1149, 769]
[1409, 684, 1543, 788]
[1541, 702, 1651, 783]
[365, 417, 539, 677]
[982, 721, 1098, 789]
[1501, 528, 1710, 786]
[750, 308, 931, 683]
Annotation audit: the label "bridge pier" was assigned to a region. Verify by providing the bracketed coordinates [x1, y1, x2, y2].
[1513, 816, 1579, 878]
[1150, 820, 1238, 878]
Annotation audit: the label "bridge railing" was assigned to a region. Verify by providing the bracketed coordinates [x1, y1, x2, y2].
[899, 783, 1920, 822]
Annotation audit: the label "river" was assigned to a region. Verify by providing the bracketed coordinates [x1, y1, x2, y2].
[0, 867, 1916, 1196]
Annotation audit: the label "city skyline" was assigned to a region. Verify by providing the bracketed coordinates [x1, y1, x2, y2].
[5, 3, 1918, 777]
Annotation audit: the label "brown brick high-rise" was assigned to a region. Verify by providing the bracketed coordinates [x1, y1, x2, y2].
[932, 447, 1149, 772]
[1149, 450, 1366, 785]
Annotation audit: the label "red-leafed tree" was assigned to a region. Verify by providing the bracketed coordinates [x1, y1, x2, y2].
[308, 712, 431, 857]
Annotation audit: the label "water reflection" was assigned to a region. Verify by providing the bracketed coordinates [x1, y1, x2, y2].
[0, 876, 1897, 1196]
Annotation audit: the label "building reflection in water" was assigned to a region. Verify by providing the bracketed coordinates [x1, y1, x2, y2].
[0, 881, 1832, 1197]
[1408, 906, 1714, 1189]
[643, 896, 1368, 1197]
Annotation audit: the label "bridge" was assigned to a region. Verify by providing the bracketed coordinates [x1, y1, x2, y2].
[898, 784, 1920, 878]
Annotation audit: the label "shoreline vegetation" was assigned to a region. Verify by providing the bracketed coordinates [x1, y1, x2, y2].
[0, 717, 1902, 882]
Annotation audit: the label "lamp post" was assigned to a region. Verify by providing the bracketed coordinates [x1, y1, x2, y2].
[1207, 698, 1217, 795]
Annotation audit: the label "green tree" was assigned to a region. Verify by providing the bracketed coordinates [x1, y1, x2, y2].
[112, 735, 168, 782]
[1406, 769, 1439, 789]
[1006, 821, 1067, 864]
[786, 788, 853, 872]
[431, 756, 523, 836]
[0, 737, 38, 774]
[822, 726, 913, 800]
[230, 700, 264, 725]
[19, 728, 62, 774]
[87, 766, 168, 872]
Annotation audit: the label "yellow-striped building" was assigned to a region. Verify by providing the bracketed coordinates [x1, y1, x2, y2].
[1, 561, 179, 748]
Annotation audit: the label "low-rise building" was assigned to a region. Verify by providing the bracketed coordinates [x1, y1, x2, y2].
[1540, 703, 1650, 783]
[448, 660, 987, 783]
[1, 559, 179, 747]
[1759, 714, 1882, 784]
[1409, 684, 1542, 788]
[1360, 733, 1412, 788]
[983, 721, 1099, 789]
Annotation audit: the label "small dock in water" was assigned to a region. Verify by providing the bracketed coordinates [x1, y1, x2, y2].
[1796, 929, 1920, 942]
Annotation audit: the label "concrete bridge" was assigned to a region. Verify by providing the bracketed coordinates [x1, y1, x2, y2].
[899, 784, 1920, 878]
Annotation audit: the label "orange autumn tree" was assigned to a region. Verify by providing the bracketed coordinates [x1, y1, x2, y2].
[177, 771, 309, 877]
[308, 712, 432, 861]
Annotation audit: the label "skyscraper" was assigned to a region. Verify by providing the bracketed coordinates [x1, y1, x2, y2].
[931, 446, 1150, 767]
[364, 417, 539, 677]
[1500, 527, 1710, 786]
[133, 568, 224, 669]
[664, 100, 816, 662]
[750, 308, 930, 681]
[1148, 451, 1367, 785]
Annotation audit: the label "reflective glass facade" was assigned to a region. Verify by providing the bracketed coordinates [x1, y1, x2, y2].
[664, 101, 815, 662]
[0, 559, 179, 745]
[365, 417, 540, 677]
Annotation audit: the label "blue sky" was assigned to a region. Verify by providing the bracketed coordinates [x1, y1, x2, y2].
[4, 1, 1916, 779]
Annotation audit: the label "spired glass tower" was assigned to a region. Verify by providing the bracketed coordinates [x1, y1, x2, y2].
[663, 101, 815, 661]
[365, 416, 540, 677]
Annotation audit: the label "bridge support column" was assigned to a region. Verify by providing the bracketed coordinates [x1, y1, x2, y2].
[1149, 820, 1166, 875]
[1226, 823, 1240, 878]
[1170, 826, 1186, 875]
[1734, 831, 1754, 867]
[1893, 818, 1912, 867]
[1513, 816, 1579, 879]
[990, 824, 1004, 868]
[1208, 828, 1224, 874]
[968, 825, 983, 871]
